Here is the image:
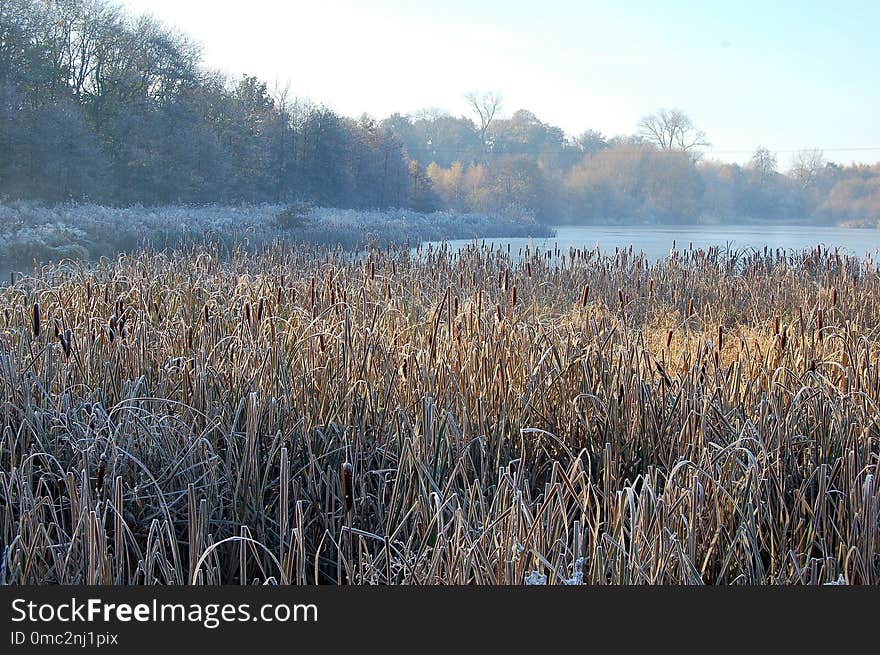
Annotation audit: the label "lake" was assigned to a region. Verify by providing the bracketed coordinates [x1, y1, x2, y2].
[423, 223, 880, 261]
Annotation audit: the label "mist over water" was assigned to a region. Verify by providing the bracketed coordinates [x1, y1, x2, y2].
[424, 224, 880, 261]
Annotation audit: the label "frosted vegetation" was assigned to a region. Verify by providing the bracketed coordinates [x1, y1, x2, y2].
[0, 202, 552, 272]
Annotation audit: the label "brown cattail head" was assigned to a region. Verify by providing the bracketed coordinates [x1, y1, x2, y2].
[687, 297, 695, 317]
[511, 285, 517, 308]
[341, 462, 354, 514]
[666, 328, 673, 349]
[257, 297, 265, 322]
[582, 284, 590, 307]
[831, 287, 837, 307]
[617, 289, 624, 306]
[59, 329, 72, 358]
[816, 308, 824, 341]
[95, 453, 107, 492]
[32, 302, 41, 338]
[773, 316, 780, 336]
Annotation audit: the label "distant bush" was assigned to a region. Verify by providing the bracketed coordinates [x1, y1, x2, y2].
[274, 202, 314, 230]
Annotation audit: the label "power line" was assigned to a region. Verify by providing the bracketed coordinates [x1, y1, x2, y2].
[403, 145, 880, 157]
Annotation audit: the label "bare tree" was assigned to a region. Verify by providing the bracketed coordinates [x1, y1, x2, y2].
[638, 108, 709, 156]
[465, 91, 501, 160]
[789, 148, 825, 189]
[749, 146, 777, 185]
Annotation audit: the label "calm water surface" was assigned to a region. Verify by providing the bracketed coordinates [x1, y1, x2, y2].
[424, 224, 880, 261]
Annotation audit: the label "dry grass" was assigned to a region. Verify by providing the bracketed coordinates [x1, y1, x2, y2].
[0, 241, 878, 584]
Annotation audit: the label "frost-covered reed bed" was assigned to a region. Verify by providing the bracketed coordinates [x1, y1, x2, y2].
[0, 202, 553, 273]
[0, 241, 877, 584]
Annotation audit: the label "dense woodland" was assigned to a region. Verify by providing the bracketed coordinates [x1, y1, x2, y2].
[2, 0, 879, 223]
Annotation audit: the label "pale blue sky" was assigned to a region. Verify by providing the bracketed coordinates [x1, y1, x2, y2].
[120, 0, 879, 167]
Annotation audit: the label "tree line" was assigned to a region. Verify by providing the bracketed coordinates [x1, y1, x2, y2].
[1, 0, 878, 224]
[0, 0, 435, 208]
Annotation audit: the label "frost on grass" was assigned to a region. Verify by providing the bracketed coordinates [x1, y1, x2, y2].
[564, 558, 584, 585]
[0, 201, 554, 272]
[524, 570, 547, 585]
[524, 558, 584, 586]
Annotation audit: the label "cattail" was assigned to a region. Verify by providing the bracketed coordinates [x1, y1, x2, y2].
[32, 302, 41, 338]
[510, 285, 517, 308]
[773, 316, 780, 336]
[666, 328, 673, 349]
[257, 297, 265, 322]
[687, 297, 694, 317]
[582, 284, 589, 307]
[59, 329, 72, 358]
[526, 262, 532, 278]
[496, 303, 502, 322]
[95, 454, 107, 493]
[648, 279, 654, 295]
[617, 289, 624, 306]
[831, 287, 838, 307]
[341, 462, 354, 514]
